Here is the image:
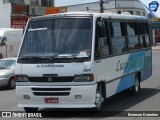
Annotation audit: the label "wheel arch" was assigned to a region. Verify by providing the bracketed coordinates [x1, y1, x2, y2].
[97, 81, 106, 99]
[136, 71, 141, 82]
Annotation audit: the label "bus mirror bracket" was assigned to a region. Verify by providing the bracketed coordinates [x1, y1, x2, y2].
[1, 37, 7, 43]
[0, 37, 7, 46]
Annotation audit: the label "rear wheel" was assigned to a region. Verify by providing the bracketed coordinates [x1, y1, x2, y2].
[24, 107, 39, 113]
[8, 77, 16, 89]
[130, 75, 140, 95]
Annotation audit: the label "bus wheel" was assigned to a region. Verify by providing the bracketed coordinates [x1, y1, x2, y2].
[131, 76, 140, 95]
[24, 107, 39, 113]
[94, 84, 104, 111]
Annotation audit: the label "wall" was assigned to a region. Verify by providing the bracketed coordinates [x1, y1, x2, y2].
[0, 1, 11, 28]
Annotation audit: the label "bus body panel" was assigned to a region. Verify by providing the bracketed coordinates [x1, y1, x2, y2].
[16, 84, 97, 108]
[141, 66, 152, 81]
[20, 63, 84, 77]
[94, 49, 152, 83]
[94, 49, 152, 98]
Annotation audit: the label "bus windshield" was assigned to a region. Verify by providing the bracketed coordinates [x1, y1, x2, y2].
[19, 18, 92, 61]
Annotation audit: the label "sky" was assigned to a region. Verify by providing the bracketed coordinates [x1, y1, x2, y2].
[54, 0, 160, 18]
[140, 0, 160, 17]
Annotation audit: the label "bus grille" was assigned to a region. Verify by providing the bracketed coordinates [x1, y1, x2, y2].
[31, 87, 71, 96]
[28, 77, 74, 82]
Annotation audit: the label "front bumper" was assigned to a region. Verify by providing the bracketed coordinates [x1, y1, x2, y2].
[0, 78, 9, 87]
[16, 84, 97, 108]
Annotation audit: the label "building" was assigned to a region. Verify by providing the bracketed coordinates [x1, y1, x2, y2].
[0, 1, 11, 28]
[67, 0, 146, 16]
[1, 0, 67, 29]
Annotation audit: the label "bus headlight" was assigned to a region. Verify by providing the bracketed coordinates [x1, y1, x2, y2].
[15, 75, 29, 82]
[74, 74, 94, 82]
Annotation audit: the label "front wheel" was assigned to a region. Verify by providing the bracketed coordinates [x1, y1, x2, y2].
[24, 107, 39, 113]
[94, 84, 104, 111]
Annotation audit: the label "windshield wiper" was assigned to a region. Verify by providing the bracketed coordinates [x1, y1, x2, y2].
[18, 53, 90, 63]
[19, 53, 60, 60]
[18, 56, 55, 61]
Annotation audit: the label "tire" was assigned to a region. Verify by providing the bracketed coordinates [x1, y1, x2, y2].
[8, 77, 16, 89]
[130, 75, 140, 95]
[24, 107, 39, 113]
[94, 84, 104, 111]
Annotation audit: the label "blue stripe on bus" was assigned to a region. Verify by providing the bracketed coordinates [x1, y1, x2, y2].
[124, 51, 144, 74]
[115, 74, 135, 93]
[141, 66, 152, 81]
[115, 51, 145, 93]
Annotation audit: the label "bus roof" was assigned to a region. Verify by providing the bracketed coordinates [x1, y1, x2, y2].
[30, 11, 148, 21]
[0, 28, 22, 31]
[0, 28, 23, 36]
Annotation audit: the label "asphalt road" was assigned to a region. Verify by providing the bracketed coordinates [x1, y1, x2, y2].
[0, 50, 160, 120]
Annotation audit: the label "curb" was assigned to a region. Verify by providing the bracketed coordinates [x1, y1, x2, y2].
[152, 43, 160, 50]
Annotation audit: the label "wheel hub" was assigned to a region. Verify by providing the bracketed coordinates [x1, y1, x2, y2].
[95, 93, 104, 109]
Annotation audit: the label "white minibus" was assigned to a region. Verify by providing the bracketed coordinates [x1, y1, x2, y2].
[15, 12, 152, 112]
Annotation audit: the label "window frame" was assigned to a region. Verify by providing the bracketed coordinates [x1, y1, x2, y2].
[126, 21, 140, 51]
[138, 22, 151, 48]
[109, 19, 128, 55]
[94, 18, 111, 60]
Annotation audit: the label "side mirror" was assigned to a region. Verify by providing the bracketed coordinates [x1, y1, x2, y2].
[0, 37, 7, 46]
[23, 24, 26, 34]
[1, 37, 7, 43]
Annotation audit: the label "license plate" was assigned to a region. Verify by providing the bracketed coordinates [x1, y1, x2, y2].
[45, 98, 59, 103]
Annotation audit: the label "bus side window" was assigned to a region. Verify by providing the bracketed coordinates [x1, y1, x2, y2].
[138, 22, 151, 48]
[0, 53, 3, 59]
[126, 22, 140, 50]
[110, 22, 127, 55]
[95, 18, 109, 59]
